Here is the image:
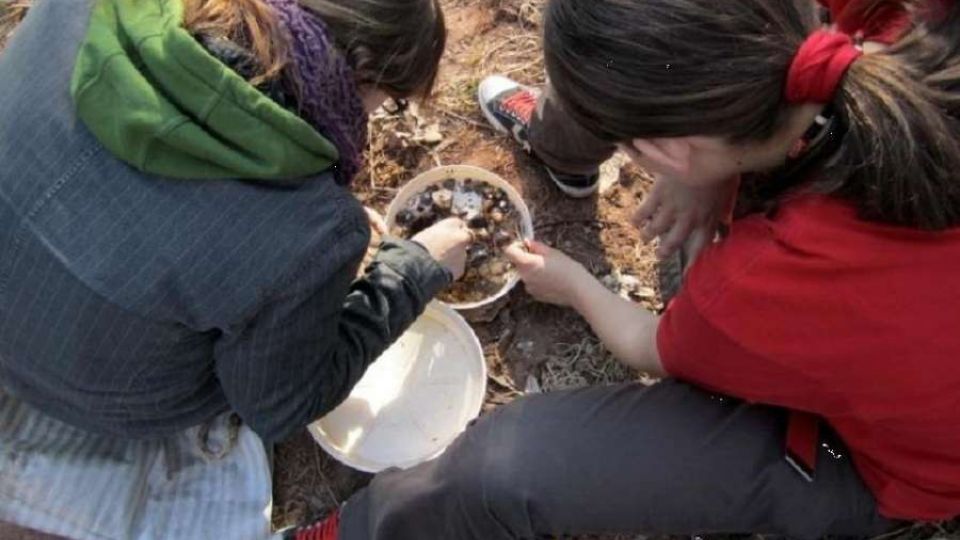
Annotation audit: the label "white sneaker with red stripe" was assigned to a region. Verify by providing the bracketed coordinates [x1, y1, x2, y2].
[478, 75, 600, 198]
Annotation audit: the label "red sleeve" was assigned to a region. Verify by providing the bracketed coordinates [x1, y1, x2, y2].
[656, 215, 834, 410]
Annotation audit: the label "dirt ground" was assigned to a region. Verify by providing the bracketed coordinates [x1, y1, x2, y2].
[268, 2, 960, 539]
[1, 1, 959, 539]
[271, 0, 662, 532]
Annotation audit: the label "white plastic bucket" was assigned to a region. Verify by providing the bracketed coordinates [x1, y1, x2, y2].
[309, 302, 487, 473]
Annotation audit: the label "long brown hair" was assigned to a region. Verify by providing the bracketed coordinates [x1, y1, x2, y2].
[544, 0, 960, 230]
[183, 0, 446, 98]
[183, 0, 290, 86]
[0, 0, 32, 51]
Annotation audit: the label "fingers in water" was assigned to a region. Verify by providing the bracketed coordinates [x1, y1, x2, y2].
[526, 240, 553, 256]
[503, 242, 527, 263]
[504, 242, 541, 271]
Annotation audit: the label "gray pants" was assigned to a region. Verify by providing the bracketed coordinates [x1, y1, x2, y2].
[0, 388, 278, 540]
[339, 380, 893, 539]
[529, 88, 617, 176]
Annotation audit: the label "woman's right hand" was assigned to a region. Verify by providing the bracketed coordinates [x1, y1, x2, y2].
[503, 240, 596, 308]
[411, 218, 473, 281]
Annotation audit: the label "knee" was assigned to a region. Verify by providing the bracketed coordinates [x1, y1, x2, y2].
[367, 399, 555, 538]
[444, 409, 538, 533]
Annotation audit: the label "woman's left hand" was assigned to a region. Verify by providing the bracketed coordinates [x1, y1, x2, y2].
[633, 174, 738, 263]
[504, 240, 596, 308]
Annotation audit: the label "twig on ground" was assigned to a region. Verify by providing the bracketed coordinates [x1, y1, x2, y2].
[535, 219, 616, 232]
[870, 524, 927, 540]
[312, 447, 341, 507]
[503, 58, 544, 77]
[438, 109, 498, 132]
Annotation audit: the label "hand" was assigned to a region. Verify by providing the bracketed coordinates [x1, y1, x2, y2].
[504, 240, 596, 308]
[633, 174, 739, 262]
[364, 207, 388, 235]
[411, 218, 473, 281]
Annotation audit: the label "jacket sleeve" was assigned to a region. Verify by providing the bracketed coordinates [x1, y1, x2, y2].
[213, 236, 451, 444]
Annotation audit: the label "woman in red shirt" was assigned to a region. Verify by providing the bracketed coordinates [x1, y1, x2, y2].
[288, 1, 960, 539]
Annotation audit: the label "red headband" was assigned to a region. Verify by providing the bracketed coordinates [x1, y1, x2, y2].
[788, 0, 934, 103]
[785, 30, 863, 104]
[816, 0, 920, 44]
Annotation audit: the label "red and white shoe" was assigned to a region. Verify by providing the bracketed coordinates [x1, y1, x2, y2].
[283, 511, 339, 540]
[478, 75, 600, 198]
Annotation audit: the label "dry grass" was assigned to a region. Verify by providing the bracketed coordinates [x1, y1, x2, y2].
[540, 337, 643, 392]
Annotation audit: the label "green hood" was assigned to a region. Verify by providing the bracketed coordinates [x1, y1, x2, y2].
[70, 0, 340, 180]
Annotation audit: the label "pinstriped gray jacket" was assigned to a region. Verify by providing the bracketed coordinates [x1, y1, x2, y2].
[0, 0, 450, 444]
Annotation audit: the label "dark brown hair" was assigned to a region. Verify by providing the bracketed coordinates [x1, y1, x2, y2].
[299, 0, 446, 99]
[183, 0, 446, 98]
[544, 0, 960, 230]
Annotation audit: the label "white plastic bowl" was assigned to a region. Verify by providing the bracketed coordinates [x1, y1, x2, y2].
[308, 302, 487, 473]
[386, 165, 535, 311]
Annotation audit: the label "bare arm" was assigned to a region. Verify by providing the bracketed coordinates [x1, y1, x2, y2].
[506, 241, 664, 376]
[571, 275, 663, 376]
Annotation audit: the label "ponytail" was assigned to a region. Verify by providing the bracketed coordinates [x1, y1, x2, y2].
[545, 0, 960, 231]
[823, 1, 960, 229]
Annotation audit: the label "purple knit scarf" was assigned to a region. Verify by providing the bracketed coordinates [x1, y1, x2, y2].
[264, 0, 367, 184]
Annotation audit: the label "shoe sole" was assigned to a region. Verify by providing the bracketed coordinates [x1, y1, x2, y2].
[477, 81, 598, 199]
[477, 82, 513, 137]
[546, 168, 600, 199]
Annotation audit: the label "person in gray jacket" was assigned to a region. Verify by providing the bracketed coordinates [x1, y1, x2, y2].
[0, 0, 464, 538]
